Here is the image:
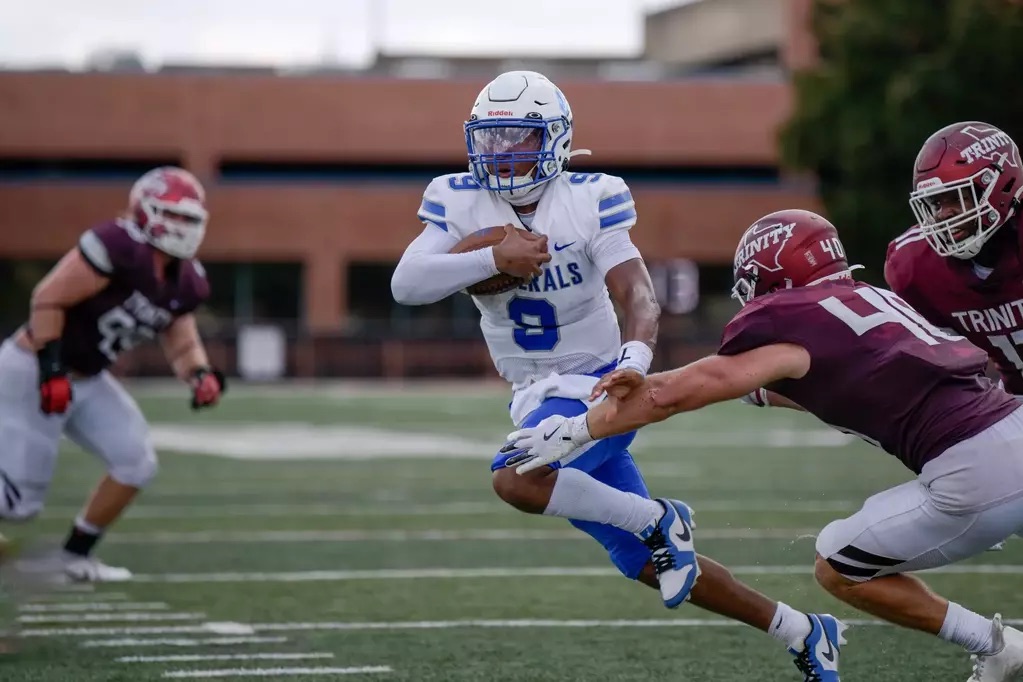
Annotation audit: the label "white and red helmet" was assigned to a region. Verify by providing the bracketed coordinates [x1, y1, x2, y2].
[731, 209, 860, 306]
[909, 121, 1023, 259]
[128, 166, 208, 259]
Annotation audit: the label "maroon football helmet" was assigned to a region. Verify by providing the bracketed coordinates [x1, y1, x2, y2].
[732, 209, 857, 306]
[128, 166, 208, 260]
[909, 121, 1023, 259]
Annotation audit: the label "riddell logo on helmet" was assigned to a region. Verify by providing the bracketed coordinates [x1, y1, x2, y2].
[488, 110, 514, 116]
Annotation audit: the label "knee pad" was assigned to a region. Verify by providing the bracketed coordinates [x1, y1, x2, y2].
[109, 447, 159, 488]
[815, 519, 895, 582]
[814, 519, 841, 559]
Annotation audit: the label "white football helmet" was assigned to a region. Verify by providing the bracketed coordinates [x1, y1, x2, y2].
[464, 71, 586, 206]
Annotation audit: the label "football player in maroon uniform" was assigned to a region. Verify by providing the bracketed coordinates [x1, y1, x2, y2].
[0, 166, 225, 582]
[886, 121, 1023, 399]
[507, 209, 1023, 681]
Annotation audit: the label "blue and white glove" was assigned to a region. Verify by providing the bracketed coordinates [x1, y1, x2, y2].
[503, 413, 593, 475]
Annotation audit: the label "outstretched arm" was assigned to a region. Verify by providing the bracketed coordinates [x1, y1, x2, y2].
[506, 343, 810, 474]
[590, 344, 811, 437]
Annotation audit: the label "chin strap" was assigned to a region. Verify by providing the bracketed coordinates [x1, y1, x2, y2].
[805, 265, 864, 288]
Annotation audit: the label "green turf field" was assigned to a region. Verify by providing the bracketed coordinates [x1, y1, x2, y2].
[3, 382, 1021, 681]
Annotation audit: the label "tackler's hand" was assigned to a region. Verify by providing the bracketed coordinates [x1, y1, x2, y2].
[590, 368, 645, 402]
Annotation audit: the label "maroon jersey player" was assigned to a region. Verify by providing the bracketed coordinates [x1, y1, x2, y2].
[0, 166, 226, 582]
[886, 121, 1023, 396]
[506, 209, 1023, 680]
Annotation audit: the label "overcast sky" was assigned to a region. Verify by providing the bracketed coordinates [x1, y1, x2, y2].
[0, 0, 696, 69]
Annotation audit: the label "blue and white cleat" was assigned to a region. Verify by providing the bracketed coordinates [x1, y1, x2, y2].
[790, 613, 847, 682]
[637, 498, 699, 608]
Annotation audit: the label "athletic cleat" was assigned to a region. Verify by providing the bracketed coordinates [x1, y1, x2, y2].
[62, 555, 133, 583]
[968, 614, 1023, 681]
[637, 498, 699, 608]
[790, 613, 846, 682]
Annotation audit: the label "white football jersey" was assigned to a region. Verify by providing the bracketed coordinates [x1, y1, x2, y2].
[417, 171, 639, 389]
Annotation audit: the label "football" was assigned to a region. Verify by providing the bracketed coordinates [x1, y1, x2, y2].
[450, 225, 533, 296]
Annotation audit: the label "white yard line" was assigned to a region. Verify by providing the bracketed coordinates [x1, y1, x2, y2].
[126, 563, 1023, 584]
[23, 625, 215, 637]
[104, 528, 821, 544]
[125, 566, 716, 583]
[26, 591, 128, 602]
[30, 617, 1023, 641]
[32, 583, 97, 593]
[46, 502, 499, 519]
[20, 602, 169, 613]
[82, 637, 290, 648]
[254, 618, 891, 631]
[162, 667, 392, 679]
[119, 653, 334, 664]
[45, 499, 865, 518]
[18, 612, 205, 624]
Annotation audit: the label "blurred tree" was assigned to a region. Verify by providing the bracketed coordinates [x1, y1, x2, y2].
[0, 260, 55, 329]
[780, 0, 1023, 281]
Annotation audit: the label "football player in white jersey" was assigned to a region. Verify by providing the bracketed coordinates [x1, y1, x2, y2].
[392, 71, 845, 680]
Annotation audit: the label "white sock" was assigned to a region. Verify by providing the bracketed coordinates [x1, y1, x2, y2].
[769, 602, 813, 650]
[939, 602, 996, 654]
[74, 516, 104, 535]
[543, 467, 663, 534]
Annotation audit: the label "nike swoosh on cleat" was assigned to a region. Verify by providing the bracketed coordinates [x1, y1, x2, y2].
[821, 636, 835, 663]
[675, 520, 691, 543]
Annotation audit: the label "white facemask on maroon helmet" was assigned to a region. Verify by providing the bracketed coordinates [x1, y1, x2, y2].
[128, 166, 209, 259]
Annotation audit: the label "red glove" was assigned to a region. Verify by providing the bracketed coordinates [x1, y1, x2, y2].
[189, 367, 226, 410]
[37, 340, 72, 415]
[40, 375, 72, 414]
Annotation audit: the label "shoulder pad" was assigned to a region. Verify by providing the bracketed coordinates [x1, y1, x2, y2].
[593, 174, 637, 232]
[884, 227, 927, 293]
[78, 220, 147, 277]
[418, 173, 484, 236]
[719, 299, 777, 357]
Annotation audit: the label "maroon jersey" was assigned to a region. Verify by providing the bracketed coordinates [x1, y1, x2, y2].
[885, 226, 1023, 394]
[719, 280, 1019, 473]
[62, 219, 210, 375]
